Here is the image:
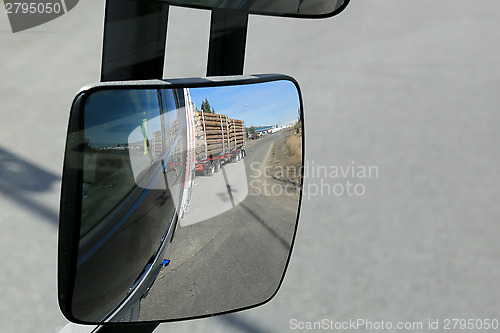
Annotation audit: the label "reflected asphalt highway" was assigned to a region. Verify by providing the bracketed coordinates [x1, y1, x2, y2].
[138, 131, 299, 321]
[181, 131, 287, 226]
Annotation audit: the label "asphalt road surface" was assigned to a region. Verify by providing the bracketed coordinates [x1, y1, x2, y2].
[1, 1, 499, 332]
[181, 130, 290, 226]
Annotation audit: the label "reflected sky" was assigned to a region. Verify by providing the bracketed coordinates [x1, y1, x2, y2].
[189, 80, 300, 128]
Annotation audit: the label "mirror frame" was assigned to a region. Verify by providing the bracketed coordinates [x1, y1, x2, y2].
[58, 74, 305, 324]
[157, 0, 350, 19]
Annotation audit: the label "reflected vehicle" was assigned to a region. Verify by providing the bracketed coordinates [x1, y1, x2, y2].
[58, 75, 304, 324]
[66, 88, 188, 322]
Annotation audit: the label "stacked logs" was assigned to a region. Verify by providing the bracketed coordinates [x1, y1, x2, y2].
[228, 118, 244, 151]
[194, 111, 225, 158]
[193, 111, 244, 158]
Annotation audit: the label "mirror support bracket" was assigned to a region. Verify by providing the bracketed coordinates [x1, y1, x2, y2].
[100, 1, 247, 80]
[100, 0, 169, 82]
[207, 9, 248, 76]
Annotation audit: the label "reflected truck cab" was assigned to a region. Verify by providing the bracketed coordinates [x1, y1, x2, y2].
[71, 88, 188, 321]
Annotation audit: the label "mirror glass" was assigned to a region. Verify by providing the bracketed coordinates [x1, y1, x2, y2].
[159, 0, 348, 17]
[61, 78, 303, 323]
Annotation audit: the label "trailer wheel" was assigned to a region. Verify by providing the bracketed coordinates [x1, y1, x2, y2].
[215, 159, 221, 173]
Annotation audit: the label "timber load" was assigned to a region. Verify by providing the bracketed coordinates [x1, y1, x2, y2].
[193, 111, 245, 159]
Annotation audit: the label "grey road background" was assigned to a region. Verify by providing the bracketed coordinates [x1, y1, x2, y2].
[1, 0, 499, 332]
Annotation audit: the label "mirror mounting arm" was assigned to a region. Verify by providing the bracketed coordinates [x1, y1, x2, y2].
[100, 0, 248, 80]
[100, 0, 169, 82]
[207, 9, 248, 76]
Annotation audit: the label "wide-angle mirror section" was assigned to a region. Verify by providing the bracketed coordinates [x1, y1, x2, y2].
[159, 0, 349, 18]
[58, 75, 304, 324]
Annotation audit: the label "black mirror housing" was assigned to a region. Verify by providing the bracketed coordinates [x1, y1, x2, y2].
[58, 74, 304, 324]
[158, 0, 350, 19]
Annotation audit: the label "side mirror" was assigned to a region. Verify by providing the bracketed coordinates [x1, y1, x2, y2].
[58, 75, 304, 324]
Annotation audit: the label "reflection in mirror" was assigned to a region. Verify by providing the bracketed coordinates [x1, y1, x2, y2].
[160, 0, 347, 17]
[63, 78, 303, 323]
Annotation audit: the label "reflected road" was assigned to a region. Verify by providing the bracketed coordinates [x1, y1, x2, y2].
[139, 130, 300, 321]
